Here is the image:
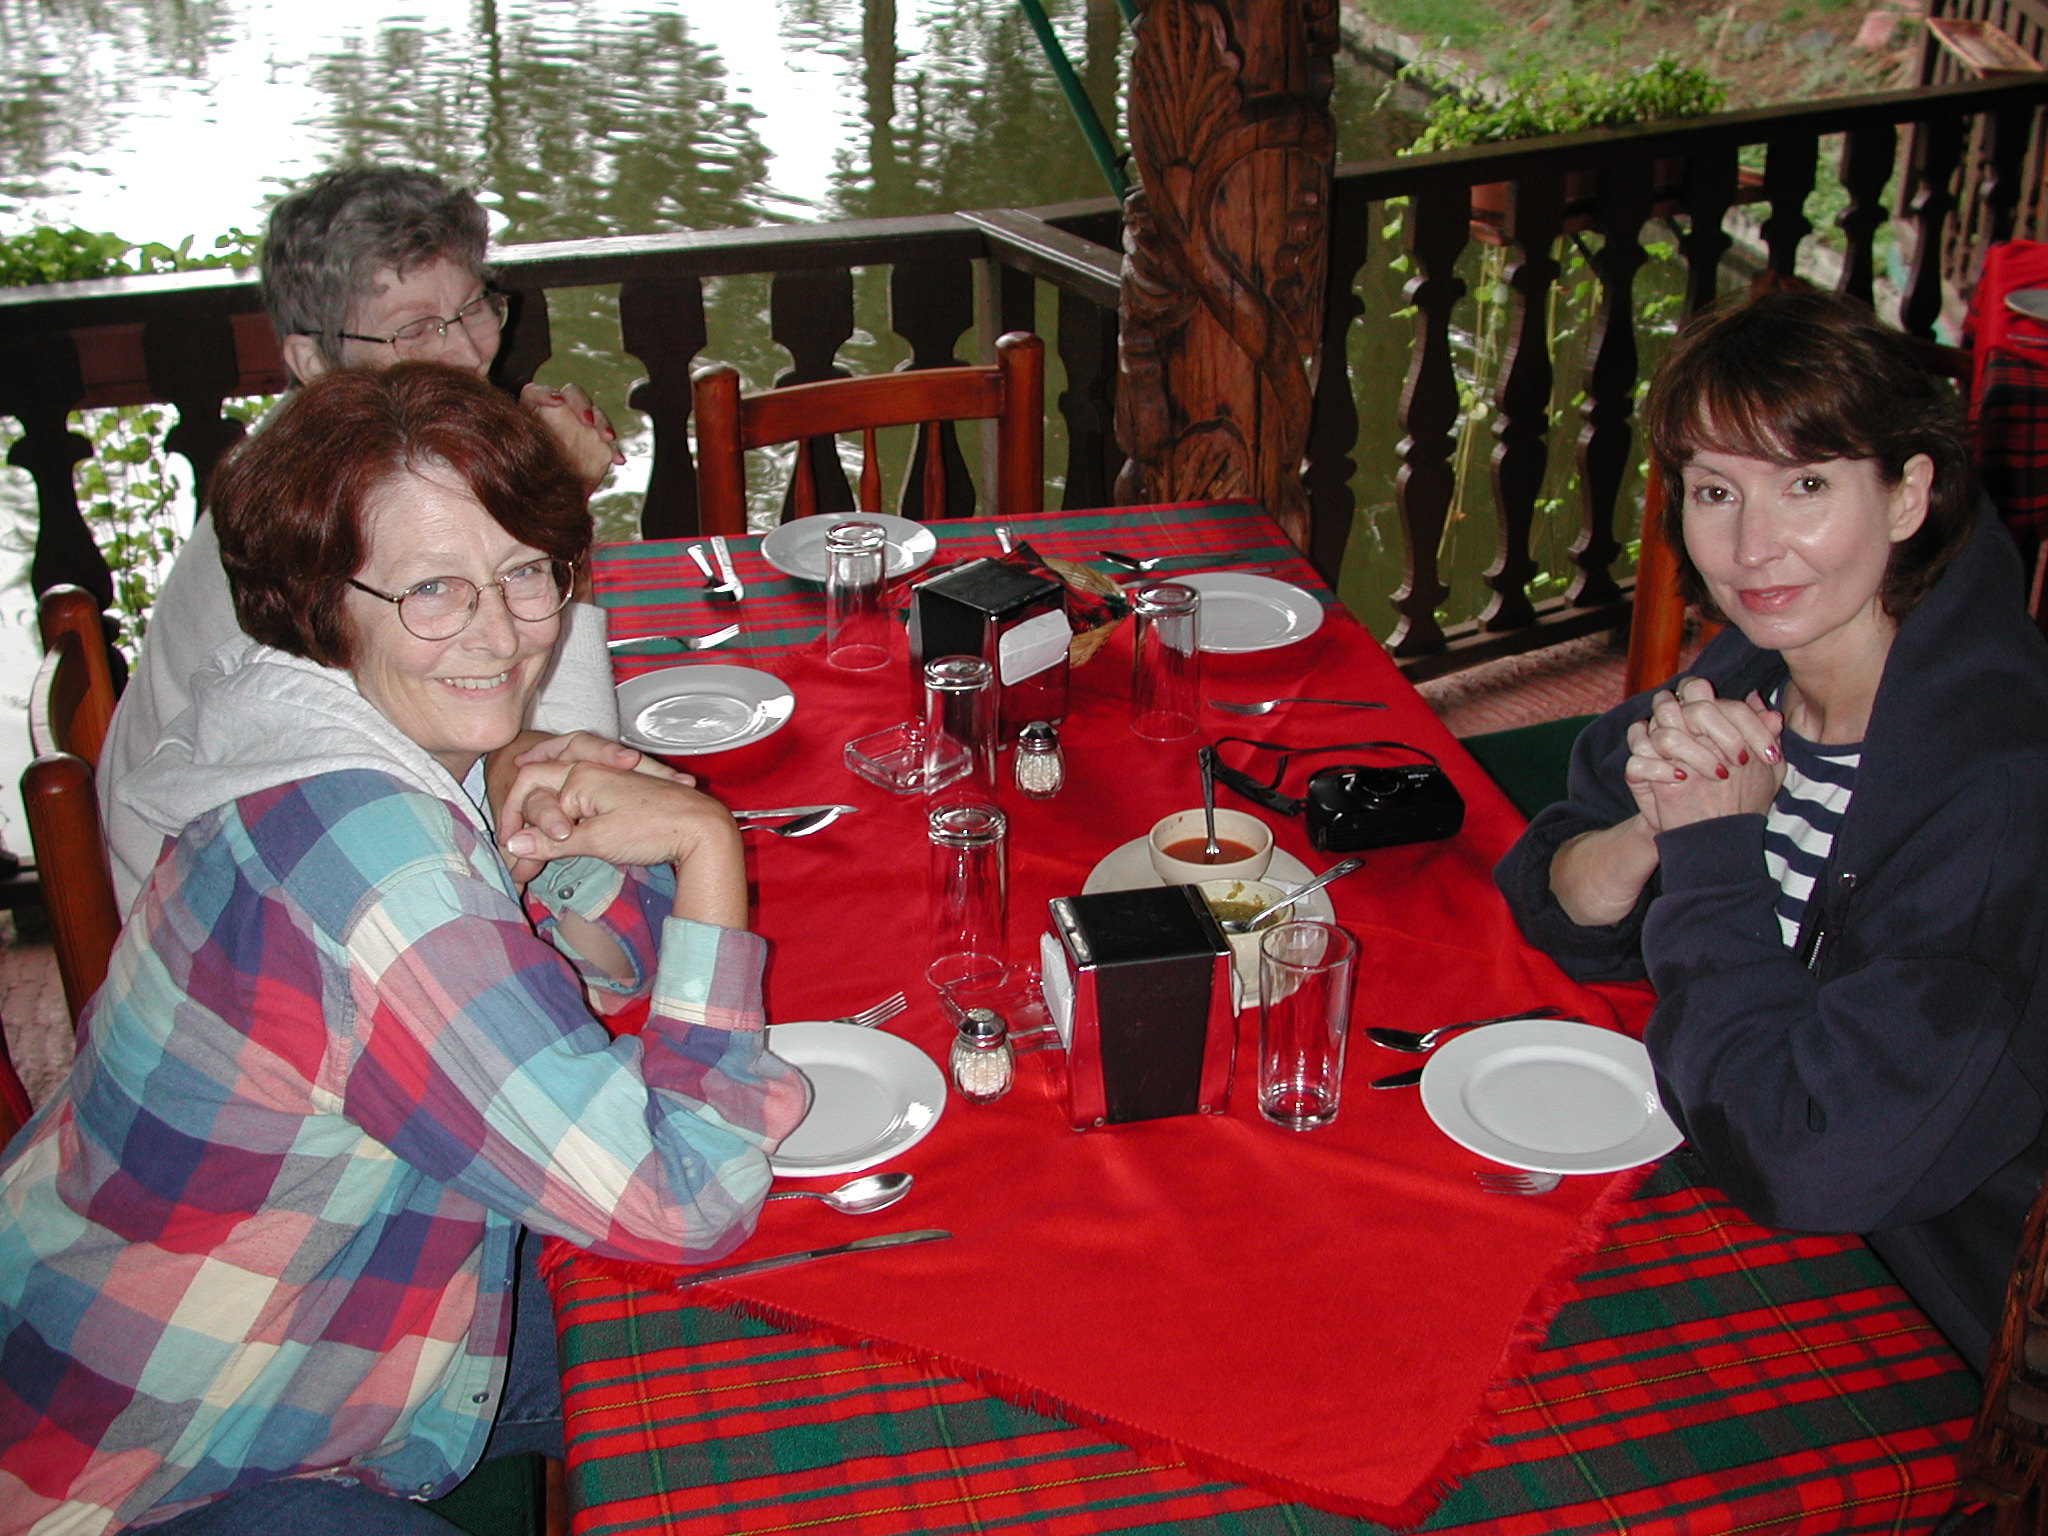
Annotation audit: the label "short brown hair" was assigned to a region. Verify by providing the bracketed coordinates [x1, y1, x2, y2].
[261, 167, 491, 371]
[212, 363, 590, 669]
[1642, 289, 1975, 622]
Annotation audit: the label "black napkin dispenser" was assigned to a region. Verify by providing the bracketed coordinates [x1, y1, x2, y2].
[1039, 885, 1235, 1130]
[909, 557, 1069, 733]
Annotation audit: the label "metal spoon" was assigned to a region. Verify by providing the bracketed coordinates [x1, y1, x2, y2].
[1217, 856, 1364, 933]
[764, 1170, 913, 1214]
[738, 807, 847, 838]
[1197, 744, 1221, 859]
[1366, 1005, 1572, 1054]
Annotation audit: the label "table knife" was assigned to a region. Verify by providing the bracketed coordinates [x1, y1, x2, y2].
[710, 535, 745, 601]
[672, 1228, 951, 1289]
[1369, 1066, 1425, 1090]
[731, 805, 859, 821]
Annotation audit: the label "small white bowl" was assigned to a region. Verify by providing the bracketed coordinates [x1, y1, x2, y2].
[1148, 808, 1275, 886]
[1196, 878, 1290, 994]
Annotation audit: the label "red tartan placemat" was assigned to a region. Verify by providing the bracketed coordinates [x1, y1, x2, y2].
[549, 1157, 1973, 1535]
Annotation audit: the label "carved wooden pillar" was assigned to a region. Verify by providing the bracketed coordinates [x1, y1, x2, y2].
[1114, 0, 1334, 546]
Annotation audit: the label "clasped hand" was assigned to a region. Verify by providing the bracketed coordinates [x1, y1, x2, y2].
[1624, 677, 1787, 831]
[490, 732, 728, 881]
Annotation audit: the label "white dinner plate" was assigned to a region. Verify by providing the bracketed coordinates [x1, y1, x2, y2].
[1419, 1018, 1682, 1175]
[767, 1022, 947, 1176]
[2006, 288, 2048, 323]
[1173, 572, 1323, 654]
[1080, 836, 1335, 922]
[614, 665, 795, 755]
[759, 513, 939, 583]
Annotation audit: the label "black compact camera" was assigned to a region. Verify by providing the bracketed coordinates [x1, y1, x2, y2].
[1303, 760, 1464, 852]
[1209, 738, 1465, 853]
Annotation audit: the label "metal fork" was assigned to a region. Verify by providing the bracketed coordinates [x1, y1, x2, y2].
[832, 991, 907, 1029]
[1208, 697, 1387, 715]
[607, 623, 741, 653]
[1474, 1170, 1562, 1197]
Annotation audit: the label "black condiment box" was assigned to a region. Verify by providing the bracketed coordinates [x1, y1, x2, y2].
[1039, 886, 1235, 1130]
[909, 557, 1068, 733]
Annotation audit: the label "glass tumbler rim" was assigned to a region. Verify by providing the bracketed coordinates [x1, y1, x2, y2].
[1258, 918, 1358, 966]
[928, 800, 1006, 845]
[1129, 580, 1199, 615]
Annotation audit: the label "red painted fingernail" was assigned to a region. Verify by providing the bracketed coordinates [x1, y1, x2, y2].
[1766, 746, 1781, 764]
[581, 408, 597, 425]
[1738, 749, 1750, 766]
[1715, 764, 1730, 780]
[1673, 769, 1687, 781]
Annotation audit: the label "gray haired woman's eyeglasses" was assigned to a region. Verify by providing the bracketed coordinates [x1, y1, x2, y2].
[348, 558, 576, 641]
[323, 291, 510, 355]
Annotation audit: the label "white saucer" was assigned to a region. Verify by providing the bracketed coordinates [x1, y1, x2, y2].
[1419, 1018, 1681, 1176]
[1081, 836, 1335, 922]
[759, 513, 939, 583]
[1174, 572, 1323, 653]
[615, 665, 795, 755]
[767, 1022, 947, 1176]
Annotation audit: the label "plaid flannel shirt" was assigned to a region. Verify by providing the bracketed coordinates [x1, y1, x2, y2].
[0, 768, 807, 1534]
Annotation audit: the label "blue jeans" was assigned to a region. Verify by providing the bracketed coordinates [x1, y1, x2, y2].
[145, 1230, 564, 1536]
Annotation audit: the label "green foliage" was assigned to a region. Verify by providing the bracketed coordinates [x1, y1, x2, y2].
[1406, 55, 1727, 152]
[0, 225, 268, 658]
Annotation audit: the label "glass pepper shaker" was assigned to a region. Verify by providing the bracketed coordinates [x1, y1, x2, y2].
[1012, 719, 1064, 799]
[949, 1007, 1013, 1103]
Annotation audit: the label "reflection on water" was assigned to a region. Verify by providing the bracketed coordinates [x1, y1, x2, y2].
[0, 0, 1433, 844]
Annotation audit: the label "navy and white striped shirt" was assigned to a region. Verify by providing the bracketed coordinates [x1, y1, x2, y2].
[1763, 723, 1861, 948]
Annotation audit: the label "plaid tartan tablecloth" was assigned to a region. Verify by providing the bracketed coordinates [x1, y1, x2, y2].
[552, 1157, 1972, 1535]
[591, 500, 1309, 669]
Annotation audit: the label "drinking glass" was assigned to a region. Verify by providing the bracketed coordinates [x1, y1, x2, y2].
[1130, 581, 1201, 740]
[927, 802, 1008, 988]
[922, 655, 997, 804]
[824, 520, 891, 670]
[1257, 920, 1358, 1130]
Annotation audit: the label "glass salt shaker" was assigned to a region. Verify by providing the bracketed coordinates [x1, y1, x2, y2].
[949, 1007, 1014, 1103]
[1012, 719, 1064, 799]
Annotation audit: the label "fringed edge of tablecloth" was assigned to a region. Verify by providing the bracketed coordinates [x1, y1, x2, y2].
[537, 1158, 1660, 1530]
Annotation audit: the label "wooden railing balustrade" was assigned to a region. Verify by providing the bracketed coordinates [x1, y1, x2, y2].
[1, 70, 2044, 680]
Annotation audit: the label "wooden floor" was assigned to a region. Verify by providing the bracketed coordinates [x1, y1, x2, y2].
[0, 632, 1632, 1110]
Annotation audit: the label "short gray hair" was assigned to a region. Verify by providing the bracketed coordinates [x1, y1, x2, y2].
[261, 167, 491, 369]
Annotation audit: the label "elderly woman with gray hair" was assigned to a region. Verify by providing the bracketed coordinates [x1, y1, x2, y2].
[99, 166, 629, 910]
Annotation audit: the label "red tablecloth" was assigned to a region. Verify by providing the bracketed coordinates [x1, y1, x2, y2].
[557, 505, 1661, 1522]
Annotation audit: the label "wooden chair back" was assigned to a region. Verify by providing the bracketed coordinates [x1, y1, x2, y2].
[22, 586, 124, 1028]
[1958, 1172, 2048, 1532]
[691, 330, 1044, 536]
[29, 584, 117, 768]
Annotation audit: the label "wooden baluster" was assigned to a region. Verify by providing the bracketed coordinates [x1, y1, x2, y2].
[890, 256, 975, 519]
[1835, 124, 1896, 306]
[1758, 133, 1819, 282]
[1483, 173, 1566, 634]
[770, 268, 856, 517]
[620, 274, 709, 539]
[859, 427, 882, 513]
[494, 287, 553, 393]
[977, 260, 1039, 501]
[1, 331, 110, 607]
[1901, 113, 1963, 341]
[1388, 184, 1467, 658]
[1573, 156, 1655, 610]
[1061, 291, 1123, 509]
[1673, 145, 1739, 320]
[1980, 104, 2033, 252]
[1302, 175, 1373, 586]
[143, 314, 247, 507]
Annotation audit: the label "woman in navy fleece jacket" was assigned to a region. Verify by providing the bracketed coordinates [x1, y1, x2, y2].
[1496, 289, 2048, 1372]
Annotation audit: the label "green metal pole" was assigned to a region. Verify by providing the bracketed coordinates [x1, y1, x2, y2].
[1016, 0, 1129, 198]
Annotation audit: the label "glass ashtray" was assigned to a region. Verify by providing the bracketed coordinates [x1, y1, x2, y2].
[844, 720, 929, 793]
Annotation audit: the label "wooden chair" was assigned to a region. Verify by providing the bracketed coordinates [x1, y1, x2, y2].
[22, 585, 123, 1028]
[1954, 1173, 2048, 1533]
[691, 330, 1044, 535]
